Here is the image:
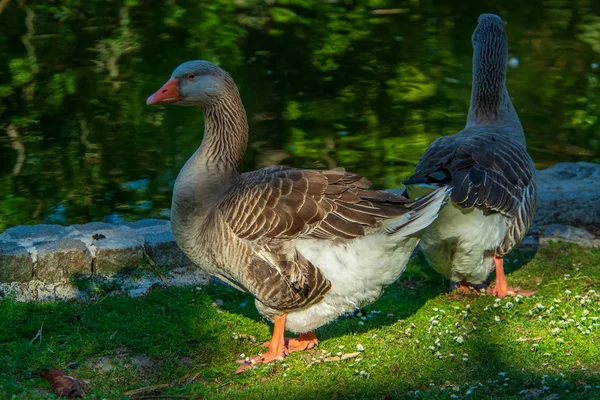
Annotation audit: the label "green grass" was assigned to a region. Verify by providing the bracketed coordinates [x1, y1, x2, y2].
[1, 242, 599, 399]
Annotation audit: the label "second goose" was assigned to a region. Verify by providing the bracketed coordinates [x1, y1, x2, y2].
[405, 14, 537, 298]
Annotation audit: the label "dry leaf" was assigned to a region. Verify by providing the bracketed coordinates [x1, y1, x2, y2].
[39, 369, 85, 398]
[237, 334, 256, 342]
[340, 352, 361, 360]
[515, 337, 542, 342]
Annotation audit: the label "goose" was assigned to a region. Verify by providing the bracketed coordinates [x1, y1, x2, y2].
[146, 60, 450, 372]
[404, 14, 537, 298]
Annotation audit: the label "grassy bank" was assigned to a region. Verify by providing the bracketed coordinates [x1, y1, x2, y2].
[1, 242, 599, 399]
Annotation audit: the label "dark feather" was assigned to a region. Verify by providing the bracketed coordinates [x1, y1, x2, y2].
[406, 128, 537, 255]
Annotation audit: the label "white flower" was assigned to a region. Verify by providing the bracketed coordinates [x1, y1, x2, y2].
[357, 343, 365, 352]
[515, 295, 523, 303]
[505, 302, 514, 308]
[455, 336, 464, 344]
[494, 316, 501, 322]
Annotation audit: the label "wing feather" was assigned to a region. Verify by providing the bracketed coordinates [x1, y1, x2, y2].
[405, 129, 537, 254]
[220, 167, 420, 242]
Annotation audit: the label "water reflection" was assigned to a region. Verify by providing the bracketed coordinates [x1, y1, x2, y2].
[0, 1, 598, 230]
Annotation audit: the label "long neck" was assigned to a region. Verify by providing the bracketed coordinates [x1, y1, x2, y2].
[467, 22, 524, 140]
[198, 77, 249, 175]
[171, 77, 248, 238]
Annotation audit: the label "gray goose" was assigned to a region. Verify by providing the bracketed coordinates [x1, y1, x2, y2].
[404, 14, 537, 298]
[147, 60, 450, 372]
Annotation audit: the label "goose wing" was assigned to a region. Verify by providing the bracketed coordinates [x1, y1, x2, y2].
[217, 166, 430, 311]
[220, 166, 415, 242]
[406, 132, 537, 254]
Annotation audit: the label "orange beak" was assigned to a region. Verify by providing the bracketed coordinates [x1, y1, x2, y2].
[146, 78, 181, 105]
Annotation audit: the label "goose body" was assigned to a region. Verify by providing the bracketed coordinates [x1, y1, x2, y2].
[405, 14, 537, 297]
[147, 60, 449, 370]
[266, 221, 427, 333]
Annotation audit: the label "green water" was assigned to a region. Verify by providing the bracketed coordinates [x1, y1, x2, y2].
[1, 0, 599, 230]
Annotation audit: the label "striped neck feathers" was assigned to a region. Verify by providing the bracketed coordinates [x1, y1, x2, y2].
[467, 15, 524, 139]
[197, 75, 249, 175]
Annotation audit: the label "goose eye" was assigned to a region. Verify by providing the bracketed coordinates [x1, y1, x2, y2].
[187, 73, 196, 81]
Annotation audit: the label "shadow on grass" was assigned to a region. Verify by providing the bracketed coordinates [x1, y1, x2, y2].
[2, 243, 597, 399]
[208, 253, 447, 343]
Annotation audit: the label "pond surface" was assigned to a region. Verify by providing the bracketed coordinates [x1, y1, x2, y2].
[1, 0, 599, 230]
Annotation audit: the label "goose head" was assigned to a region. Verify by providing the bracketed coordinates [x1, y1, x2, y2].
[146, 60, 230, 107]
[472, 13, 506, 46]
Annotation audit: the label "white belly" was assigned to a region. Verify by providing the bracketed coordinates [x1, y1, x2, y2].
[280, 233, 420, 333]
[419, 201, 509, 284]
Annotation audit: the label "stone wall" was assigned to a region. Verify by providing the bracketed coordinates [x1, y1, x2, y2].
[0, 162, 598, 301]
[0, 220, 210, 301]
[0, 219, 192, 282]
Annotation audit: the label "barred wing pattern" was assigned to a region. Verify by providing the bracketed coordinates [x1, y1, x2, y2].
[221, 166, 414, 241]
[218, 166, 416, 311]
[406, 131, 537, 256]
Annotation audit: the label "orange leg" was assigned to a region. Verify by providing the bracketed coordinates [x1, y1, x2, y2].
[286, 332, 319, 353]
[235, 313, 288, 374]
[456, 280, 473, 294]
[260, 331, 319, 353]
[486, 255, 536, 298]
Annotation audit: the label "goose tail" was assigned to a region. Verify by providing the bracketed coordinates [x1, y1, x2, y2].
[384, 185, 451, 237]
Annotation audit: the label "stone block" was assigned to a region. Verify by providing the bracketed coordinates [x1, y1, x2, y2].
[539, 224, 600, 248]
[35, 239, 93, 282]
[68, 225, 145, 276]
[123, 219, 191, 268]
[535, 162, 600, 230]
[94, 230, 144, 276]
[72, 222, 117, 232]
[0, 241, 33, 282]
[0, 224, 70, 242]
[145, 231, 192, 268]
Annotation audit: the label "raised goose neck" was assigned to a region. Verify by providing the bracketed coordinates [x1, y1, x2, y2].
[466, 14, 524, 140]
[171, 75, 248, 238]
